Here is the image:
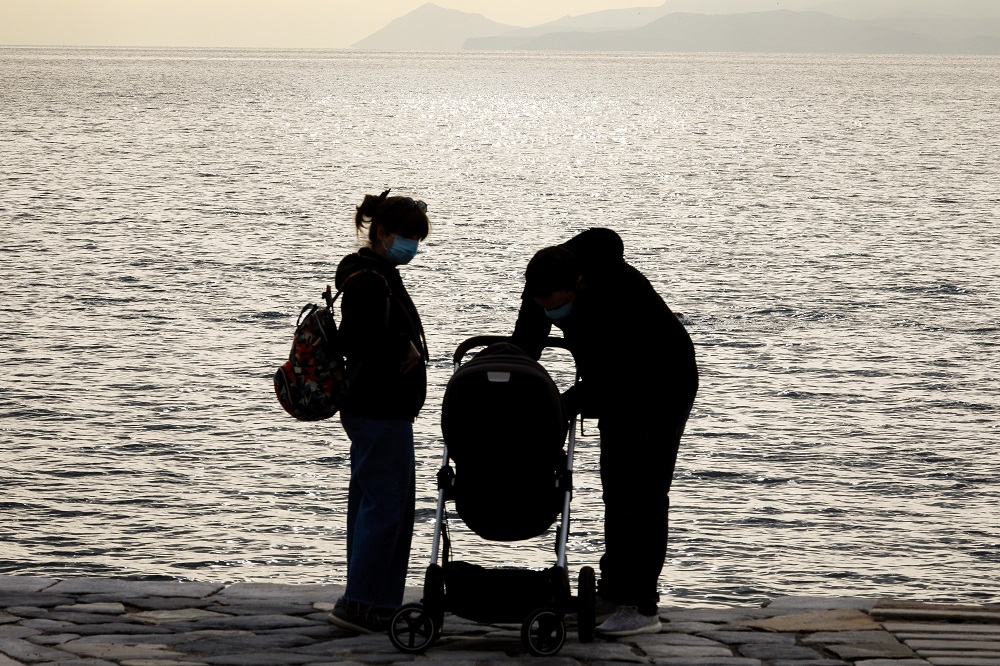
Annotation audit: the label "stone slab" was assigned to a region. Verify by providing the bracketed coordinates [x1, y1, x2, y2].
[212, 583, 344, 602]
[22, 617, 80, 631]
[698, 631, 797, 645]
[660, 621, 725, 633]
[875, 601, 999, 612]
[741, 609, 881, 632]
[198, 653, 331, 665]
[56, 603, 128, 615]
[255, 624, 333, 639]
[47, 579, 224, 599]
[661, 608, 771, 623]
[907, 639, 1000, 650]
[121, 659, 206, 666]
[633, 632, 728, 647]
[803, 630, 905, 645]
[45, 611, 147, 625]
[765, 596, 882, 611]
[169, 614, 320, 631]
[387, 651, 510, 663]
[71, 622, 177, 636]
[872, 608, 1000, 624]
[63, 633, 195, 645]
[0, 576, 59, 594]
[0, 635, 76, 661]
[0, 595, 75, 608]
[27, 632, 81, 645]
[173, 633, 315, 653]
[828, 641, 917, 660]
[553, 642, 648, 662]
[0, 624, 40, 638]
[204, 602, 316, 616]
[60, 641, 191, 660]
[920, 651, 1000, 657]
[738, 643, 828, 660]
[642, 644, 734, 658]
[83, 596, 216, 611]
[925, 659, 1000, 666]
[903, 634, 1000, 642]
[884, 622, 1000, 635]
[127, 609, 230, 624]
[648, 659, 761, 665]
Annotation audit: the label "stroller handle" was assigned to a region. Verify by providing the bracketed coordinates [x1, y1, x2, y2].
[451, 335, 575, 365]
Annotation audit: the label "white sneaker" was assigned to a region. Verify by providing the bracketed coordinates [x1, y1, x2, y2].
[595, 606, 662, 637]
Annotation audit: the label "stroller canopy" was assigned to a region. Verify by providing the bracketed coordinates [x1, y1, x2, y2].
[441, 342, 569, 541]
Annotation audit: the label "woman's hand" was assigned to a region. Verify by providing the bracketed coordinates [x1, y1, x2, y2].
[400, 340, 423, 374]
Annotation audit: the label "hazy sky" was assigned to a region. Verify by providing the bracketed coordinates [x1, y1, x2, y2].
[0, 0, 663, 49]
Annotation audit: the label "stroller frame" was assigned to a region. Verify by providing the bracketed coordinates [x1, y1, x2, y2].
[388, 336, 597, 656]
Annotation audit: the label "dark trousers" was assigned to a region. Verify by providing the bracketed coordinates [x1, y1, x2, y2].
[339, 412, 416, 609]
[596, 405, 690, 615]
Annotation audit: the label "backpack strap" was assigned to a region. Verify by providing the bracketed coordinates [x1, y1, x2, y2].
[324, 269, 390, 308]
[295, 302, 320, 328]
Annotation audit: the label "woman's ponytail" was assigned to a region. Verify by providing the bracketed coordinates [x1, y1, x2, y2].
[354, 188, 429, 246]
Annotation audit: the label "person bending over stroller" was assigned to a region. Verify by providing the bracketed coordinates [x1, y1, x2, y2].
[328, 189, 430, 634]
[511, 227, 698, 637]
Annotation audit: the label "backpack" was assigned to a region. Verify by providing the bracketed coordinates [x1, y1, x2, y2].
[273, 271, 385, 421]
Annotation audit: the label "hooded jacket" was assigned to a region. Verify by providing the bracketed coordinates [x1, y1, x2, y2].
[512, 228, 698, 422]
[335, 248, 427, 421]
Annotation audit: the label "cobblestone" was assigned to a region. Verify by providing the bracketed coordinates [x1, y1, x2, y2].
[2, 577, 997, 665]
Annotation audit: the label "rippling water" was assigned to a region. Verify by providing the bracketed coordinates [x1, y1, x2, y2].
[2, 47, 998, 607]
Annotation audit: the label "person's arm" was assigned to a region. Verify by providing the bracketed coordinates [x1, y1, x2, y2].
[339, 272, 394, 363]
[510, 294, 551, 361]
[559, 382, 593, 418]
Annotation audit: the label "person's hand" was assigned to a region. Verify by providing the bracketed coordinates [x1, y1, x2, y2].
[560, 387, 580, 417]
[401, 341, 422, 374]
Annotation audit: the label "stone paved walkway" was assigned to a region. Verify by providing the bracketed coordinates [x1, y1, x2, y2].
[1, 575, 998, 665]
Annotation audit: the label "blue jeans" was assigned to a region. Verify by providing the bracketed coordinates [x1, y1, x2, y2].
[339, 412, 416, 609]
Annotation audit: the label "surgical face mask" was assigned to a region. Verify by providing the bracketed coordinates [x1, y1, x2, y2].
[385, 236, 419, 265]
[544, 301, 574, 321]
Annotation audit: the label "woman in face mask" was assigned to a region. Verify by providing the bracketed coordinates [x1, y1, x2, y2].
[327, 189, 430, 634]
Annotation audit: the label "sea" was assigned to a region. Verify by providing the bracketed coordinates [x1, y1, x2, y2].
[1, 47, 998, 608]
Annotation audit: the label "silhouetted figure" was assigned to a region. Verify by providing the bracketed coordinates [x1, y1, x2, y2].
[511, 228, 698, 637]
[327, 189, 430, 634]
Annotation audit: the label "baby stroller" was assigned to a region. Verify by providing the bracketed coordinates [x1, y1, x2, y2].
[387, 336, 597, 656]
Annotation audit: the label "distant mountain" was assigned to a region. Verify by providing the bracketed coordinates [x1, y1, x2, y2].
[352, 1, 1000, 54]
[502, 4, 676, 37]
[865, 12, 1000, 43]
[646, 0, 1000, 18]
[814, 0, 1000, 20]
[352, 2, 516, 50]
[950, 34, 1000, 54]
[468, 11, 944, 53]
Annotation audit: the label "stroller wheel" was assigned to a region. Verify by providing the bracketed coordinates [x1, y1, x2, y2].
[521, 607, 566, 657]
[423, 563, 445, 633]
[388, 603, 437, 654]
[577, 566, 596, 643]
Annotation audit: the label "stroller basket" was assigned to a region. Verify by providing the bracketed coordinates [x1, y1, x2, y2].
[443, 561, 564, 623]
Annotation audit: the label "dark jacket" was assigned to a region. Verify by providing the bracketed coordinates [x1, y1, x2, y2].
[512, 228, 698, 422]
[335, 248, 427, 421]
